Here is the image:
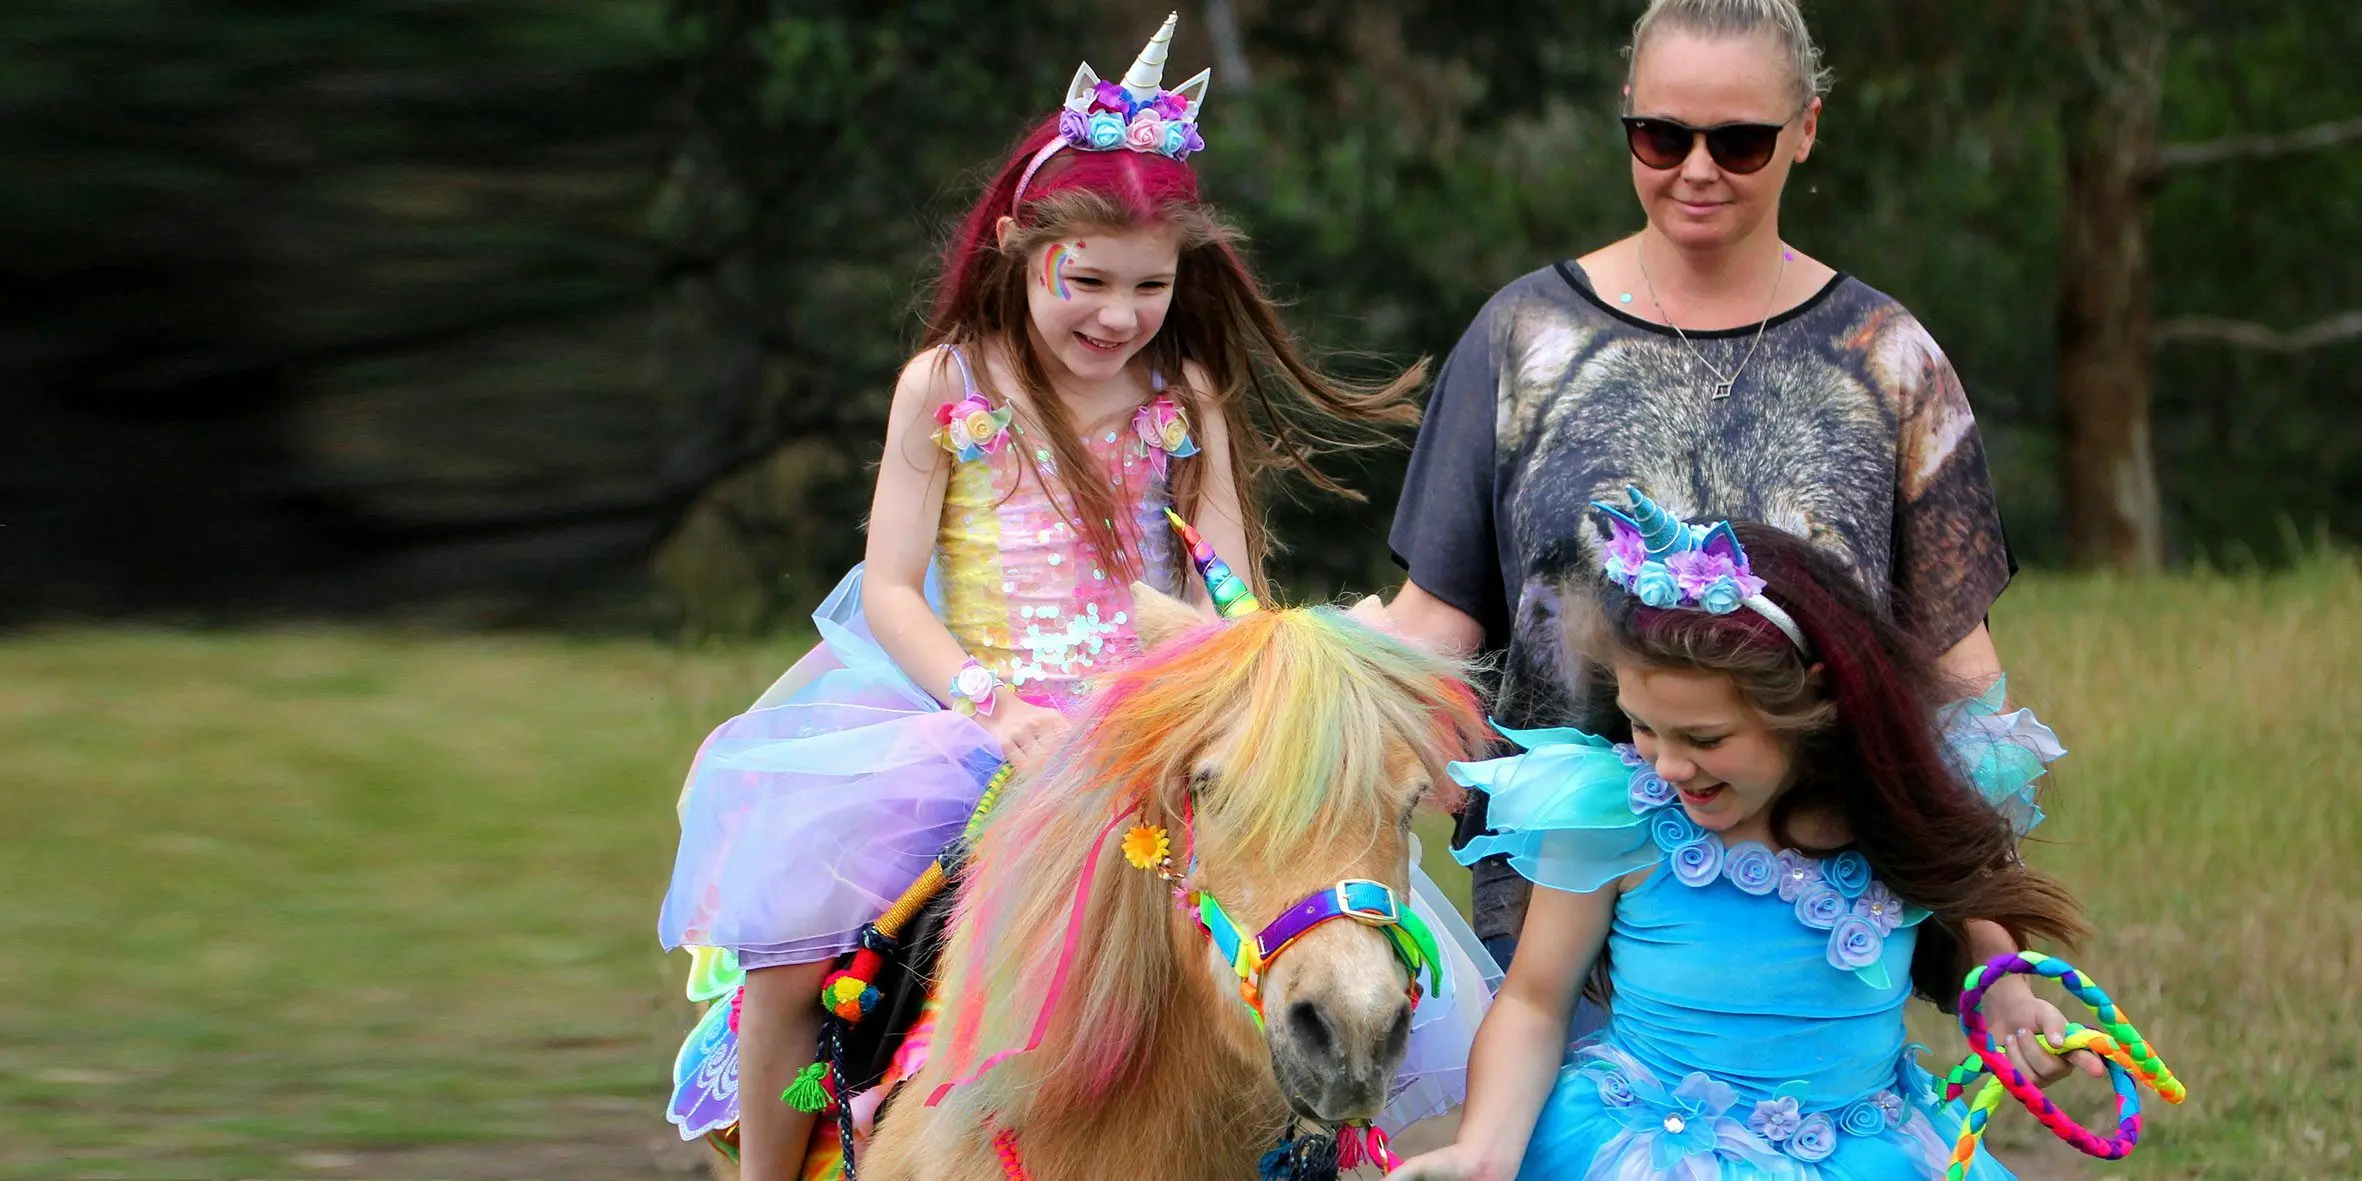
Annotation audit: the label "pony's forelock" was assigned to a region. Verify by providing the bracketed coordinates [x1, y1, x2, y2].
[928, 604, 1485, 1118]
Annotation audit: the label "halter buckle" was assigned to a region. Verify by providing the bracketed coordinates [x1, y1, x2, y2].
[1332, 879, 1401, 926]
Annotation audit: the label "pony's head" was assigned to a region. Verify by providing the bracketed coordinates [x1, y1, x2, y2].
[930, 584, 1488, 1129]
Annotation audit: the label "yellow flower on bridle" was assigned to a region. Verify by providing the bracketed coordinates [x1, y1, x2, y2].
[1120, 824, 1171, 871]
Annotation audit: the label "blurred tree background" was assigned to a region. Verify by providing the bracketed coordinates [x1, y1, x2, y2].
[4, 0, 2356, 632]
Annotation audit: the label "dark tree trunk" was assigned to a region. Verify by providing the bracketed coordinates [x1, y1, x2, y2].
[2054, 1, 2168, 571]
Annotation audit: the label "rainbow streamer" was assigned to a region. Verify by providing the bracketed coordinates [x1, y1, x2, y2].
[1944, 951, 2184, 1179]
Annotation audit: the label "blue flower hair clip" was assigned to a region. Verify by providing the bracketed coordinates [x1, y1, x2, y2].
[1592, 486, 1811, 653]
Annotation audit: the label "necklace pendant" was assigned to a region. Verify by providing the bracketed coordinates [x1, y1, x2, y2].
[1712, 377, 1737, 400]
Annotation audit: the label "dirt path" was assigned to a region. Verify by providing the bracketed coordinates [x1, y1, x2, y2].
[308, 1109, 2095, 1180]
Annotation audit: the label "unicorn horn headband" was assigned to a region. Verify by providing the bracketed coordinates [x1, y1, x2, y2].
[1165, 508, 1260, 618]
[1592, 486, 1810, 653]
[1011, 13, 1212, 213]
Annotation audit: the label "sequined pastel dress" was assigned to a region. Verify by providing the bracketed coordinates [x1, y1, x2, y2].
[660, 345, 1186, 969]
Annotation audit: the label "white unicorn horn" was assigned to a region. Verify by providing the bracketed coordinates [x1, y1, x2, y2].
[1122, 12, 1179, 102]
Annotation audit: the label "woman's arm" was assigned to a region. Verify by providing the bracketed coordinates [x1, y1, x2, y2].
[1385, 580, 1485, 658]
[1934, 621, 2004, 697]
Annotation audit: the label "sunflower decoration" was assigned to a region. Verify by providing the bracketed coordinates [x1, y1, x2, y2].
[1121, 823, 1172, 872]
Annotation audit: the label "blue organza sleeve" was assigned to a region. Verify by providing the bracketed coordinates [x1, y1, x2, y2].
[1937, 676, 2063, 837]
[1449, 724, 1658, 894]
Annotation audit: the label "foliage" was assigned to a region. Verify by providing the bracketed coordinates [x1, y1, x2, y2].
[1, 0, 2357, 625]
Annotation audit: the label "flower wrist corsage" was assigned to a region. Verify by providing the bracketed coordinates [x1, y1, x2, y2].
[948, 658, 1001, 718]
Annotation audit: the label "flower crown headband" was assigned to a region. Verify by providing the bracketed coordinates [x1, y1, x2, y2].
[1592, 486, 1811, 654]
[1011, 12, 1211, 214]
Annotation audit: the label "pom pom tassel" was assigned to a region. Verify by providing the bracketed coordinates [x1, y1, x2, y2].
[781, 1061, 837, 1114]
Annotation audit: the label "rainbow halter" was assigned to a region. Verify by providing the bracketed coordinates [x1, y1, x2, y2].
[1139, 799, 1447, 1027]
[1119, 801, 1427, 1178]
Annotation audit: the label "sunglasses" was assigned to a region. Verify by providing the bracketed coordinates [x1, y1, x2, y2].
[1620, 114, 1796, 175]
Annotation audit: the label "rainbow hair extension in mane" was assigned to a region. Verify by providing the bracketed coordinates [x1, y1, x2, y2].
[923, 600, 1487, 1126]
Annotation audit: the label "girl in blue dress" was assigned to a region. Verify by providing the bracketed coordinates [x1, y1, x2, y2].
[1389, 489, 2099, 1180]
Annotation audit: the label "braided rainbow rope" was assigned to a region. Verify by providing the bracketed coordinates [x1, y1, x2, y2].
[1945, 952, 2185, 1179]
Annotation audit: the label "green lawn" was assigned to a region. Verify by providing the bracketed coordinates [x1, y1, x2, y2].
[2, 563, 2354, 1178]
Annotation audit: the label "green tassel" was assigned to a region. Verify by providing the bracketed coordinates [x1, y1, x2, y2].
[781, 1062, 832, 1113]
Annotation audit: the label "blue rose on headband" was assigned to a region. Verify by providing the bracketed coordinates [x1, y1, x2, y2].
[1698, 574, 1746, 615]
[1086, 111, 1126, 149]
[1632, 561, 1681, 608]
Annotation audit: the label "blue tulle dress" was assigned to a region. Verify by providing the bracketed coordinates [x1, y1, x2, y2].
[1450, 686, 2059, 1180]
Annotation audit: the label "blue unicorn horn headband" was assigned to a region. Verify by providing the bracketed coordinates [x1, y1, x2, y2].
[1011, 13, 1211, 211]
[1592, 486, 1811, 654]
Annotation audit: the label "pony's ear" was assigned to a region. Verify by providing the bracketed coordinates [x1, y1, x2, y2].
[1128, 582, 1202, 651]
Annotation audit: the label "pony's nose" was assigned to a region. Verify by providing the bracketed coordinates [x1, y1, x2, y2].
[1271, 994, 1413, 1120]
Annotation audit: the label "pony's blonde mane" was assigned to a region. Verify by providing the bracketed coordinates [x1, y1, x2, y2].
[927, 605, 1487, 1126]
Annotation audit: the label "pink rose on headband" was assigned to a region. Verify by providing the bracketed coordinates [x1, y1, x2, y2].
[1124, 110, 1165, 153]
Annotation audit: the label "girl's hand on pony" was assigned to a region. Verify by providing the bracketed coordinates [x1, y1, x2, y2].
[1383, 1142, 1512, 1181]
[1980, 979, 2107, 1086]
[982, 698, 1067, 772]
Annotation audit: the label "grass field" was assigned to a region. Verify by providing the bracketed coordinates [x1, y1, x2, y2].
[2, 563, 2356, 1178]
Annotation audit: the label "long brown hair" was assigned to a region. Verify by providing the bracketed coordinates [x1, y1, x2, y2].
[1571, 522, 2089, 1006]
[923, 115, 1425, 590]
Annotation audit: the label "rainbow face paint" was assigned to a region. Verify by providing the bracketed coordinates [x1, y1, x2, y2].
[1044, 243, 1075, 300]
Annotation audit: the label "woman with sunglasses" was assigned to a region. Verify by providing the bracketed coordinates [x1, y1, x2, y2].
[1380, 0, 2070, 1103]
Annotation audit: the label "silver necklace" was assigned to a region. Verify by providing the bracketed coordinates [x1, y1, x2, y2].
[1636, 238, 1788, 400]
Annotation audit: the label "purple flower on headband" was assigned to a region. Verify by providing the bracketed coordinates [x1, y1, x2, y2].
[1666, 549, 1739, 599]
[1091, 80, 1133, 115]
[1152, 91, 1192, 120]
[1057, 108, 1090, 146]
[1166, 121, 1204, 159]
[1631, 561, 1681, 608]
[1698, 574, 1746, 615]
[1602, 521, 1648, 579]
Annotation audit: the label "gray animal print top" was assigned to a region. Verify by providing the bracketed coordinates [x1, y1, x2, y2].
[1390, 262, 2013, 942]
